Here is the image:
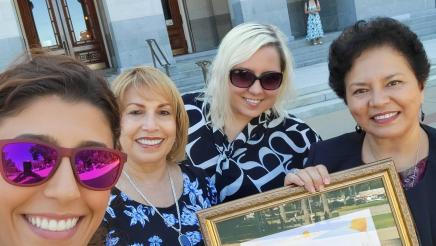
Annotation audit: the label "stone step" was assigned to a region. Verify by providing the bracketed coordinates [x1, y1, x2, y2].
[408, 17, 436, 26]
[409, 8, 436, 18]
[289, 70, 436, 119]
[288, 31, 341, 49]
[413, 27, 436, 37]
[171, 33, 435, 93]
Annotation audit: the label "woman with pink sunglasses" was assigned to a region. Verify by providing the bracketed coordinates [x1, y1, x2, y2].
[0, 54, 126, 245]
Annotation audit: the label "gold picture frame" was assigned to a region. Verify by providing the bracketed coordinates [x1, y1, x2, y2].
[197, 159, 418, 246]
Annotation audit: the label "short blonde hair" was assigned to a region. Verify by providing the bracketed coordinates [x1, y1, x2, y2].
[203, 23, 295, 129]
[112, 66, 188, 163]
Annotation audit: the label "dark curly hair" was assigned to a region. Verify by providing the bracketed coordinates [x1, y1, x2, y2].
[328, 17, 430, 103]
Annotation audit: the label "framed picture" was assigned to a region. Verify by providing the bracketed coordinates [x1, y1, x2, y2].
[197, 159, 418, 246]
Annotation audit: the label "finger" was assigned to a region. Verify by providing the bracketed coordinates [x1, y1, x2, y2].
[305, 167, 325, 191]
[284, 173, 305, 187]
[315, 165, 331, 184]
[296, 170, 316, 193]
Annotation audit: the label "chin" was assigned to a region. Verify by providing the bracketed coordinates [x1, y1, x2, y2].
[367, 128, 406, 139]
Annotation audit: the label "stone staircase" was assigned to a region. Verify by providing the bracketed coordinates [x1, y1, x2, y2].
[404, 8, 436, 38]
[103, 8, 436, 118]
[167, 31, 341, 93]
[287, 8, 436, 118]
[167, 8, 436, 93]
[288, 62, 436, 119]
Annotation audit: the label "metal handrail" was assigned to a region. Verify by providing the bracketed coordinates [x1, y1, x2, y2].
[146, 39, 170, 76]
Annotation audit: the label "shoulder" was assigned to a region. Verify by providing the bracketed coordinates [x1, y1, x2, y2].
[179, 160, 219, 205]
[179, 161, 215, 189]
[106, 187, 128, 209]
[313, 131, 363, 148]
[182, 92, 203, 107]
[423, 124, 436, 139]
[179, 160, 210, 179]
[279, 113, 321, 141]
[423, 124, 436, 156]
[306, 131, 363, 172]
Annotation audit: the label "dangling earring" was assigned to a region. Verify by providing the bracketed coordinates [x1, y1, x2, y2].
[355, 124, 363, 133]
[421, 109, 425, 122]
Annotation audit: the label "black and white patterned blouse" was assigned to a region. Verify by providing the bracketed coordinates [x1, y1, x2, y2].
[103, 163, 218, 246]
[183, 92, 320, 203]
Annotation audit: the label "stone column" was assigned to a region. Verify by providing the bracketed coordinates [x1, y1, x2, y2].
[336, 0, 436, 30]
[227, 0, 294, 40]
[100, 0, 174, 71]
[354, 0, 435, 20]
[336, 0, 357, 30]
[0, 0, 26, 71]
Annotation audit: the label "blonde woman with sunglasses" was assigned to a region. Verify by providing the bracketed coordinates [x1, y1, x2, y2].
[183, 23, 320, 203]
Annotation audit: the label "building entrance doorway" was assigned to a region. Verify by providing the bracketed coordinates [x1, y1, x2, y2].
[17, 0, 108, 69]
[161, 0, 188, 55]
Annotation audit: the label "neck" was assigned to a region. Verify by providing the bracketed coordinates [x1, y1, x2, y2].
[124, 158, 172, 184]
[224, 112, 253, 141]
[363, 123, 424, 171]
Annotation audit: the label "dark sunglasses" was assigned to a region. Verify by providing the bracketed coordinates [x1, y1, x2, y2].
[229, 69, 283, 90]
[0, 139, 126, 190]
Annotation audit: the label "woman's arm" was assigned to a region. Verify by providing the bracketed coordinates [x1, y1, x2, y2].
[304, 2, 309, 14]
[316, 0, 321, 12]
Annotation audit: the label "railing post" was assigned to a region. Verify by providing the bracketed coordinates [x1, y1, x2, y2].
[146, 39, 170, 76]
[195, 60, 211, 85]
[163, 64, 170, 77]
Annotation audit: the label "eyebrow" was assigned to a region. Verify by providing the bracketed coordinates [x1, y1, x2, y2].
[384, 73, 402, 80]
[15, 134, 108, 148]
[347, 73, 403, 87]
[158, 103, 172, 108]
[125, 102, 172, 108]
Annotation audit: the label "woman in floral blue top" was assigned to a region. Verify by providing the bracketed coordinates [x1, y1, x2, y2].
[102, 67, 218, 245]
[105, 163, 216, 245]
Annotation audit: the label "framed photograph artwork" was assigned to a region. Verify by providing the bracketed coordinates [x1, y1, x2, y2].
[197, 159, 418, 246]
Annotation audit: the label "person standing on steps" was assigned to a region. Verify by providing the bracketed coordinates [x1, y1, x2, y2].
[305, 0, 324, 45]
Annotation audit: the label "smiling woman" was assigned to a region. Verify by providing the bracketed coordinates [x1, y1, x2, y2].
[102, 66, 218, 246]
[0, 54, 125, 245]
[183, 23, 320, 204]
[284, 17, 436, 245]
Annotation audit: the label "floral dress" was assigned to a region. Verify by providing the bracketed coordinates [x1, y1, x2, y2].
[103, 162, 218, 246]
[183, 92, 320, 203]
[306, 2, 324, 41]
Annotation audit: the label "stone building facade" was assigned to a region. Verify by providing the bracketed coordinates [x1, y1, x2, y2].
[0, 0, 435, 72]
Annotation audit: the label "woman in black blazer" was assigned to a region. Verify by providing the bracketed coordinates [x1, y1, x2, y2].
[285, 17, 436, 245]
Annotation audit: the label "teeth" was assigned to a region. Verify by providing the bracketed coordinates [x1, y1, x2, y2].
[26, 215, 79, 231]
[137, 138, 163, 145]
[245, 98, 261, 104]
[374, 112, 398, 120]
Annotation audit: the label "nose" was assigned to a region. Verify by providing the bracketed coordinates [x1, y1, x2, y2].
[248, 79, 263, 95]
[43, 158, 81, 202]
[369, 89, 390, 107]
[141, 114, 158, 132]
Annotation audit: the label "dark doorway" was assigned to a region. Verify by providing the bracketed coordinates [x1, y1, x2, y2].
[161, 0, 188, 55]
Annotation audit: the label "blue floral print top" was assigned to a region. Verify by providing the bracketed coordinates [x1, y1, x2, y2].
[103, 162, 218, 246]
